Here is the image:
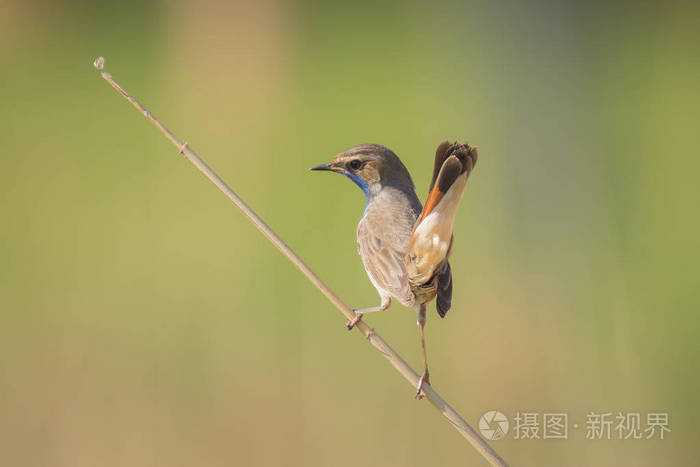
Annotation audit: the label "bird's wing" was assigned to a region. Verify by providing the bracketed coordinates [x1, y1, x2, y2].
[357, 222, 415, 306]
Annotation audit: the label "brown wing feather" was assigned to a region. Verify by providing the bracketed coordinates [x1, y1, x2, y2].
[357, 221, 415, 307]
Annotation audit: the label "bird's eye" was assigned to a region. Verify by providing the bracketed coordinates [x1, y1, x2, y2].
[348, 159, 362, 171]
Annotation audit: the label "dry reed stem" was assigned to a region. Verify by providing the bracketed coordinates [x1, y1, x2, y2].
[92, 57, 508, 467]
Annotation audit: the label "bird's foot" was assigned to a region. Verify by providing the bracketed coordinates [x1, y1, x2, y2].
[345, 311, 363, 330]
[415, 369, 430, 400]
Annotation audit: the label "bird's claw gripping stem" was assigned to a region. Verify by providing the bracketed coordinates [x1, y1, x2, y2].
[346, 312, 363, 330]
[415, 369, 430, 399]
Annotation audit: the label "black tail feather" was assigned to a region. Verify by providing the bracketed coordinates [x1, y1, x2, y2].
[429, 141, 478, 195]
[436, 261, 452, 318]
[429, 141, 454, 193]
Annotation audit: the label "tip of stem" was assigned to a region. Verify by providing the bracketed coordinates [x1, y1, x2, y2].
[93, 56, 105, 71]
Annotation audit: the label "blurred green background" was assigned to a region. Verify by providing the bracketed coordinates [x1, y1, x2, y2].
[1, 0, 698, 465]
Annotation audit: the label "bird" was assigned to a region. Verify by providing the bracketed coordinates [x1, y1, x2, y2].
[311, 141, 478, 397]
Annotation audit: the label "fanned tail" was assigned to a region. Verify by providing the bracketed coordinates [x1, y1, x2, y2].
[406, 141, 477, 288]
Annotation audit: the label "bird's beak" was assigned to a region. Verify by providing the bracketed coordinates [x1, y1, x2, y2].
[310, 162, 335, 172]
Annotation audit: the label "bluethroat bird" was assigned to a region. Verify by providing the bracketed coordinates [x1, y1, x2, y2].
[311, 141, 478, 397]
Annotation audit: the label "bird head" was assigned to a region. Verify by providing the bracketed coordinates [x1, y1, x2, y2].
[311, 144, 414, 197]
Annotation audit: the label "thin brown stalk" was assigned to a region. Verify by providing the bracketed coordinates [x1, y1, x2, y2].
[92, 57, 508, 467]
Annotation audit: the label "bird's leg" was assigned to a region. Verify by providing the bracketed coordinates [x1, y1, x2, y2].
[346, 297, 391, 330]
[415, 305, 430, 399]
